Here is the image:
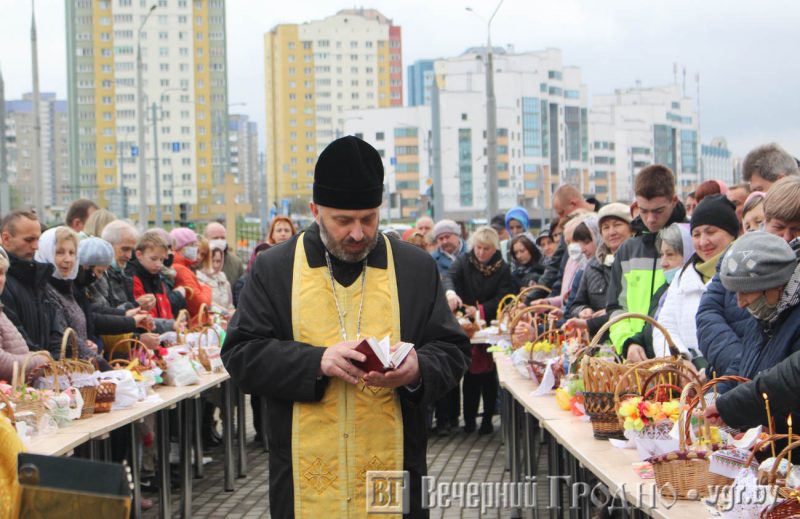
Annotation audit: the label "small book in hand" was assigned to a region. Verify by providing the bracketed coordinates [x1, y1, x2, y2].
[352, 336, 414, 373]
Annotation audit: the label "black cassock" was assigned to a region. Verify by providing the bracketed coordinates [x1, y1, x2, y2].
[222, 223, 470, 519]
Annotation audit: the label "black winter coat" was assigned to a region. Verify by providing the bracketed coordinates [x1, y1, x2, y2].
[1, 253, 60, 353]
[717, 348, 800, 430]
[444, 250, 514, 322]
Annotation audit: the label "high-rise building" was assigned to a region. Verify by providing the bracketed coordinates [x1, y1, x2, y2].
[590, 84, 699, 201]
[264, 8, 402, 212]
[407, 59, 434, 107]
[431, 48, 590, 222]
[343, 105, 432, 220]
[65, 0, 229, 223]
[701, 137, 735, 185]
[4, 93, 69, 213]
[344, 48, 591, 223]
[228, 114, 259, 212]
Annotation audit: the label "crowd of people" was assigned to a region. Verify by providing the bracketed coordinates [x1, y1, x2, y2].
[6, 136, 800, 514]
[392, 142, 800, 437]
[0, 200, 298, 509]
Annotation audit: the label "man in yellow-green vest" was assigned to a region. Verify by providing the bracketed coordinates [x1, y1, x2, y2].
[222, 135, 470, 519]
[605, 164, 687, 355]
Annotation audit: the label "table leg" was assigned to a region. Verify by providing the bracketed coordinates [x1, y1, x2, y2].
[223, 378, 235, 492]
[193, 397, 204, 479]
[502, 389, 512, 473]
[510, 400, 521, 519]
[567, 450, 581, 519]
[89, 438, 100, 460]
[129, 422, 142, 519]
[260, 397, 269, 453]
[102, 435, 112, 461]
[523, 412, 535, 519]
[237, 386, 247, 478]
[546, 430, 562, 519]
[157, 408, 171, 519]
[179, 400, 193, 519]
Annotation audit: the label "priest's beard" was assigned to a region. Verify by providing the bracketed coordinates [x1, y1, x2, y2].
[318, 217, 379, 263]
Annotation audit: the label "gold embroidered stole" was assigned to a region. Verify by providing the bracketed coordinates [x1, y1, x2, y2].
[290, 236, 404, 519]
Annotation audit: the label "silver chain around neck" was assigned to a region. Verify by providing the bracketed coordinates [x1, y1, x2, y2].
[325, 250, 368, 342]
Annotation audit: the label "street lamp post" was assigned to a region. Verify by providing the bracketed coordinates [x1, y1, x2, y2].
[136, 4, 157, 230]
[467, 0, 505, 221]
[150, 87, 187, 228]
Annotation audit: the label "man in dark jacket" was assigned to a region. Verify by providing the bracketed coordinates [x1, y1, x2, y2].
[0, 211, 59, 353]
[526, 184, 595, 302]
[605, 165, 686, 352]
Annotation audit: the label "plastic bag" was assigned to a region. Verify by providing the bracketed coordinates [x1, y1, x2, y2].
[162, 349, 200, 387]
[101, 370, 140, 409]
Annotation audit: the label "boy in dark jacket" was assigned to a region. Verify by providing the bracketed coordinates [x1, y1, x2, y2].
[131, 231, 175, 322]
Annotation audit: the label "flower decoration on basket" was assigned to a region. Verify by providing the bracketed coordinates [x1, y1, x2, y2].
[618, 397, 681, 432]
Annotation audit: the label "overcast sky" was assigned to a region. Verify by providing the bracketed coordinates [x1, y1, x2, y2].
[2, 0, 798, 159]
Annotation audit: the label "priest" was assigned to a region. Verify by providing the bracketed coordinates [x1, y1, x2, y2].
[222, 135, 470, 519]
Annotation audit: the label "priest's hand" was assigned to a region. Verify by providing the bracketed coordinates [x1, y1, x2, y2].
[363, 348, 421, 389]
[320, 341, 367, 385]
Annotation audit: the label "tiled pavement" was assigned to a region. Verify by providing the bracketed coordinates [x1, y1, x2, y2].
[142, 397, 520, 518]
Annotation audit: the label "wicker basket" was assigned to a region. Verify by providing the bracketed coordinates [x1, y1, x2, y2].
[0, 390, 16, 429]
[742, 434, 800, 488]
[761, 498, 800, 519]
[650, 382, 732, 499]
[508, 304, 560, 350]
[581, 312, 683, 440]
[55, 329, 98, 419]
[191, 303, 211, 328]
[755, 439, 800, 517]
[517, 284, 551, 303]
[108, 337, 165, 373]
[14, 351, 60, 424]
[93, 380, 117, 413]
[189, 324, 222, 372]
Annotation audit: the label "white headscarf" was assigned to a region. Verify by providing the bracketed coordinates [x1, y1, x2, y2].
[34, 226, 80, 280]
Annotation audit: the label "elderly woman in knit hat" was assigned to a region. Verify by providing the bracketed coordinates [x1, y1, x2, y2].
[719, 231, 800, 383]
[169, 227, 212, 321]
[78, 237, 156, 347]
[651, 195, 738, 369]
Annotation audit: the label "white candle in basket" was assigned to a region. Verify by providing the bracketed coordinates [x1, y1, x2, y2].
[11, 361, 19, 391]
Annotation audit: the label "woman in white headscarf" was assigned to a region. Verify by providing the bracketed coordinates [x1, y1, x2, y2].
[196, 242, 235, 317]
[35, 226, 97, 360]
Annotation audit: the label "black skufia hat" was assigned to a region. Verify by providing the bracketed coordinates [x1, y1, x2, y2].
[313, 136, 384, 209]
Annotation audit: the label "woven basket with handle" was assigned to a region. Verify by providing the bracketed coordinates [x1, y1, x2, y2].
[17, 351, 62, 423]
[0, 389, 16, 431]
[581, 312, 681, 440]
[758, 439, 800, 517]
[649, 381, 733, 499]
[508, 304, 560, 350]
[55, 329, 97, 419]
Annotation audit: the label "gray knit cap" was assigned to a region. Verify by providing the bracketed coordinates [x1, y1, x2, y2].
[432, 219, 461, 239]
[720, 231, 797, 293]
